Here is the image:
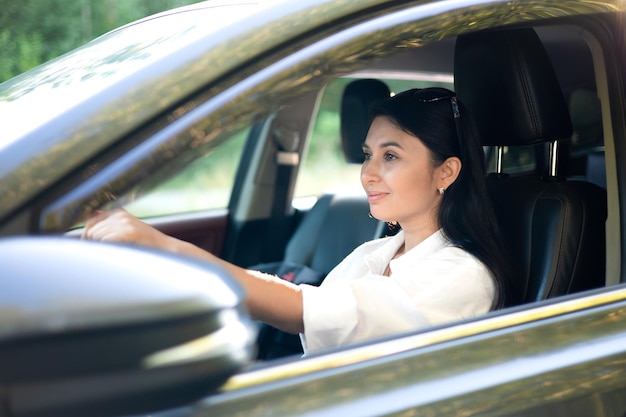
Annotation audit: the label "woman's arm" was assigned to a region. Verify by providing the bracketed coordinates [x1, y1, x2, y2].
[82, 209, 304, 334]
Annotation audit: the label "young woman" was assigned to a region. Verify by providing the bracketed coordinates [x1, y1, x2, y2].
[83, 87, 513, 354]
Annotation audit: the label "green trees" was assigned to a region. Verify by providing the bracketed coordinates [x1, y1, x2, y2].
[0, 0, 201, 83]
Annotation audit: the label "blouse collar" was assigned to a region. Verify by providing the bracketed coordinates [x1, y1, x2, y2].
[364, 229, 450, 275]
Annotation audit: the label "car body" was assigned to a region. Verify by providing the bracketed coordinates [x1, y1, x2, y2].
[1, 0, 626, 416]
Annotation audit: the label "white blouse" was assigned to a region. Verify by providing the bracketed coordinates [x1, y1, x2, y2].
[299, 229, 495, 354]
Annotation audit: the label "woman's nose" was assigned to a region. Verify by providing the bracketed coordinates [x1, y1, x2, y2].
[361, 159, 379, 183]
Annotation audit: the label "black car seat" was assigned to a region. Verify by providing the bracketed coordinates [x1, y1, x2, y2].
[454, 28, 607, 305]
[254, 79, 390, 359]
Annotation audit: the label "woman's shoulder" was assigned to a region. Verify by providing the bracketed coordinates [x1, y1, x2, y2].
[424, 237, 488, 264]
[432, 245, 495, 284]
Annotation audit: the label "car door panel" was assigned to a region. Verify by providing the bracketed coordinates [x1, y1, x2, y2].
[148, 210, 230, 258]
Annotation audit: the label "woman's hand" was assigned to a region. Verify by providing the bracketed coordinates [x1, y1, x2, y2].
[81, 208, 172, 250]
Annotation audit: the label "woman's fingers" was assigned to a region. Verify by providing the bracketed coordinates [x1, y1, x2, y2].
[81, 209, 110, 240]
[82, 209, 142, 243]
[82, 208, 175, 253]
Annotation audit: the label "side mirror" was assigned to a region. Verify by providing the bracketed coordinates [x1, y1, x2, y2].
[0, 237, 256, 417]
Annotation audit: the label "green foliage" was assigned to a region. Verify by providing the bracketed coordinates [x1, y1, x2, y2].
[0, 0, 202, 83]
[0, 30, 43, 82]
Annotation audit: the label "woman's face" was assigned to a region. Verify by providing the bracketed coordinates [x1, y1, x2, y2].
[361, 116, 445, 231]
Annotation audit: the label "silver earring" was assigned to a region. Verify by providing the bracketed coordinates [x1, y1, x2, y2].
[438, 187, 445, 195]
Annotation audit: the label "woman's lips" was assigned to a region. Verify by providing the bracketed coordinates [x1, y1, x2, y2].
[367, 191, 388, 203]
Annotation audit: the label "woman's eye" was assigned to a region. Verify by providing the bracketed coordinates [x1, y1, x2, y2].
[384, 152, 397, 161]
[362, 151, 372, 160]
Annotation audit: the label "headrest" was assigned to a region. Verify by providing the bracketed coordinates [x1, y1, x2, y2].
[454, 28, 572, 146]
[340, 79, 391, 163]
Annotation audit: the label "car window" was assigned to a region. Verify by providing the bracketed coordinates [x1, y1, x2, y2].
[294, 75, 454, 206]
[124, 127, 249, 218]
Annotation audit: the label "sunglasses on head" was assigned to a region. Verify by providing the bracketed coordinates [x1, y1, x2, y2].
[412, 87, 461, 119]
[409, 88, 464, 157]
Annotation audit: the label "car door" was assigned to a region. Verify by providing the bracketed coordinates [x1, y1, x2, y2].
[188, 3, 626, 417]
[3, 0, 626, 416]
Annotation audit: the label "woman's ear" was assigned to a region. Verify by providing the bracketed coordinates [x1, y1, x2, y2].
[439, 156, 462, 188]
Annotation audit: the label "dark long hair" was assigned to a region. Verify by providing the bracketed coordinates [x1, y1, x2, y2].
[370, 87, 514, 309]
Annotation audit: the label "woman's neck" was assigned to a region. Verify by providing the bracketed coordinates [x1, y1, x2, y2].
[400, 223, 439, 253]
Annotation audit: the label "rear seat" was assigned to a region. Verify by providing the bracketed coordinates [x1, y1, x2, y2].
[254, 79, 391, 359]
[568, 88, 606, 189]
